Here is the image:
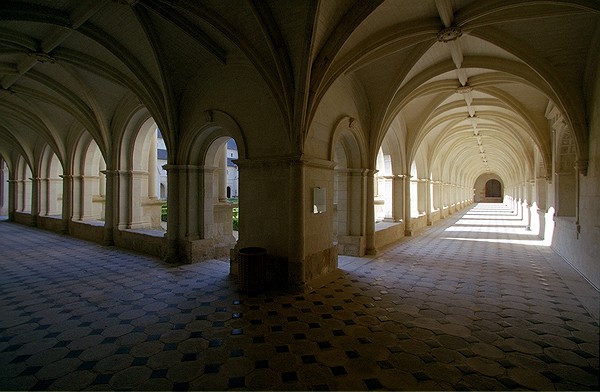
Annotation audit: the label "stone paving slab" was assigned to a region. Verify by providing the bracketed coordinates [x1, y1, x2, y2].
[0, 204, 598, 390]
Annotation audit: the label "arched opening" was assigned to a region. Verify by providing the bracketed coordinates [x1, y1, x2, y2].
[485, 179, 502, 198]
[410, 162, 419, 218]
[331, 123, 366, 256]
[39, 149, 63, 217]
[16, 156, 32, 213]
[375, 148, 393, 223]
[126, 120, 165, 230]
[0, 156, 8, 216]
[203, 136, 238, 255]
[73, 138, 106, 222]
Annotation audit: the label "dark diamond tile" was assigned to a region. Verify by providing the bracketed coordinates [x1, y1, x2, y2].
[253, 336, 265, 344]
[364, 378, 383, 389]
[309, 322, 320, 329]
[212, 321, 225, 328]
[209, 339, 223, 348]
[132, 357, 148, 366]
[116, 347, 131, 354]
[92, 374, 112, 385]
[412, 371, 430, 381]
[540, 370, 562, 383]
[271, 326, 283, 332]
[293, 333, 306, 340]
[497, 359, 516, 368]
[231, 328, 243, 335]
[45, 332, 60, 338]
[535, 354, 556, 364]
[499, 377, 521, 389]
[250, 319, 262, 325]
[377, 360, 393, 369]
[344, 319, 355, 325]
[78, 360, 96, 370]
[318, 341, 332, 349]
[66, 349, 84, 358]
[101, 337, 117, 344]
[196, 315, 208, 321]
[229, 377, 245, 388]
[358, 337, 371, 344]
[267, 311, 278, 316]
[312, 384, 329, 391]
[54, 340, 69, 347]
[420, 355, 435, 363]
[233, 300, 241, 305]
[275, 345, 290, 353]
[19, 366, 41, 376]
[567, 336, 586, 344]
[346, 350, 360, 359]
[302, 355, 317, 364]
[164, 343, 177, 351]
[321, 314, 332, 319]
[574, 349, 595, 359]
[190, 331, 203, 338]
[332, 329, 345, 336]
[287, 316, 298, 322]
[276, 345, 289, 353]
[230, 349, 244, 357]
[282, 371, 298, 383]
[10, 354, 31, 364]
[255, 360, 269, 369]
[182, 353, 197, 362]
[204, 363, 220, 373]
[232, 312, 242, 319]
[331, 366, 347, 376]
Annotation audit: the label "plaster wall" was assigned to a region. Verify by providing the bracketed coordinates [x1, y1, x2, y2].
[552, 66, 600, 289]
[552, 71, 600, 289]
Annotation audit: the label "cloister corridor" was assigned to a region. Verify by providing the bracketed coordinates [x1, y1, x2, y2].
[1, 203, 598, 391]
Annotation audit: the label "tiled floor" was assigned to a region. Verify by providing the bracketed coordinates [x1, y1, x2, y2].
[0, 203, 598, 391]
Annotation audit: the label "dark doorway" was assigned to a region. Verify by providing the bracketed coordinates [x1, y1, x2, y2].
[485, 179, 502, 198]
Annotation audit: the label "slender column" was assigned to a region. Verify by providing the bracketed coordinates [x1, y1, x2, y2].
[366, 169, 376, 254]
[148, 134, 158, 199]
[30, 176, 40, 226]
[218, 144, 228, 202]
[7, 178, 17, 221]
[424, 179, 432, 225]
[392, 175, 404, 222]
[404, 175, 412, 235]
[60, 174, 73, 234]
[102, 169, 117, 245]
[163, 164, 182, 263]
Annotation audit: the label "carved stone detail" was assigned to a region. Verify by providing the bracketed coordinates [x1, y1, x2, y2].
[437, 26, 463, 42]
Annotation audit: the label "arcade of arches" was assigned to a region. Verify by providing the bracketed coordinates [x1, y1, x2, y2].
[0, 1, 599, 291]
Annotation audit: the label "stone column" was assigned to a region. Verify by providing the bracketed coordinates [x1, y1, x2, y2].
[148, 133, 158, 199]
[59, 174, 73, 233]
[101, 170, 116, 245]
[30, 176, 40, 226]
[392, 175, 404, 222]
[163, 164, 182, 263]
[404, 175, 412, 235]
[424, 179, 432, 225]
[365, 169, 377, 254]
[7, 178, 17, 222]
[218, 144, 228, 202]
